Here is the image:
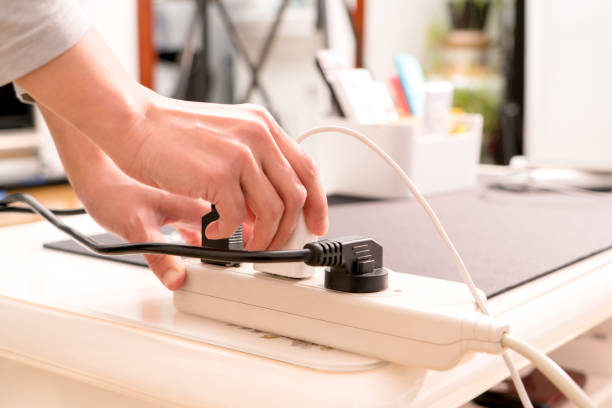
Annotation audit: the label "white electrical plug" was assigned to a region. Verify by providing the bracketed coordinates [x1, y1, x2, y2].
[253, 213, 317, 278]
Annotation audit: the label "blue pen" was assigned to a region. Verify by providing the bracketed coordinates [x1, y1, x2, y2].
[394, 54, 426, 116]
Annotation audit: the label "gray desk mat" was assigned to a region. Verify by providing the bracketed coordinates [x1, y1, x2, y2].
[45, 179, 612, 298]
[326, 185, 612, 297]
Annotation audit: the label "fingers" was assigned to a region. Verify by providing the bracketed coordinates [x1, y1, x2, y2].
[257, 151, 307, 250]
[195, 138, 285, 250]
[250, 107, 328, 236]
[194, 136, 288, 250]
[122, 221, 185, 290]
[157, 194, 210, 232]
[239, 158, 285, 250]
[241, 217, 255, 246]
[176, 228, 201, 246]
[204, 183, 248, 241]
[206, 104, 325, 247]
[289, 152, 328, 236]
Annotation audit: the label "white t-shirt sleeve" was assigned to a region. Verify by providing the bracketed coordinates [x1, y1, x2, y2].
[0, 0, 90, 87]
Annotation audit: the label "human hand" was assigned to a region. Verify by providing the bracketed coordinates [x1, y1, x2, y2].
[108, 91, 328, 251]
[17, 29, 328, 252]
[79, 174, 209, 290]
[40, 106, 209, 290]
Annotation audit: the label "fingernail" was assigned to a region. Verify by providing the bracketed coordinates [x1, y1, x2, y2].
[163, 269, 184, 290]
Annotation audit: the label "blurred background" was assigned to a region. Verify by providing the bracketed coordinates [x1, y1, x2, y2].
[0, 0, 610, 190]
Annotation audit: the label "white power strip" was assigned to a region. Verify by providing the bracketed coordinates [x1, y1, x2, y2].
[174, 260, 507, 370]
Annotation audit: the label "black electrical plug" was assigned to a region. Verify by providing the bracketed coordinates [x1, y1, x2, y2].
[304, 236, 388, 293]
[201, 205, 243, 266]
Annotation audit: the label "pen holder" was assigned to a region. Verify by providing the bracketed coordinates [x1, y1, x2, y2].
[303, 114, 482, 198]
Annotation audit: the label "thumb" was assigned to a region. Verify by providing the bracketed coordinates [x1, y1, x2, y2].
[124, 225, 185, 290]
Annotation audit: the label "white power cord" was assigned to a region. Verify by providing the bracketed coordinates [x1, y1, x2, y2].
[503, 334, 593, 407]
[297, 125, 594, 408]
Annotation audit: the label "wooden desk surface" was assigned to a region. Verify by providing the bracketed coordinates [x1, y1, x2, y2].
[1, 184, 80, 227]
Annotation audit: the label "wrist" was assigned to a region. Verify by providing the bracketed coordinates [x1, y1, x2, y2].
[16, 29, 156, 174]
[82, 81, 152, 159]
[107, 85, 161, 179]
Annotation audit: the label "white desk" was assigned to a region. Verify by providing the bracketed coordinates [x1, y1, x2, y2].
[2, 215, 612, 407]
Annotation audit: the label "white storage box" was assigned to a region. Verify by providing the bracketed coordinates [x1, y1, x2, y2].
[302, 114, 482, 198]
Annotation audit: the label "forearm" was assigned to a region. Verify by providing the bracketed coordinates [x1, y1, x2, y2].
[16, 28, 148, 170]
[38, 105, 129, 202]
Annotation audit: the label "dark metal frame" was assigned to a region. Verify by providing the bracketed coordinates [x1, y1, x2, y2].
[174, 0, 290, 117]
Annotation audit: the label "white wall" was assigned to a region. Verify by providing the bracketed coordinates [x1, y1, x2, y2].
[364, 0, 446, 80]
[80, 0, 139, 79]
[525, 0, 612, 171]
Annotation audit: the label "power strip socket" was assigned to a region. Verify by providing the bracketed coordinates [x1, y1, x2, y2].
[174, 261, 507, 370]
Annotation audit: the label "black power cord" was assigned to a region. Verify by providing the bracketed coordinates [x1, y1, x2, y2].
[0, 193, 310, 264]
[0, 205, 86, 216]
[1, 193, 388, 292]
